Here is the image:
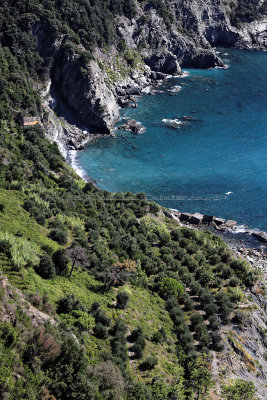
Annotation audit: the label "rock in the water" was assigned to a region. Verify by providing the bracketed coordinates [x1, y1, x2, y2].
[118, 119, 145, 134]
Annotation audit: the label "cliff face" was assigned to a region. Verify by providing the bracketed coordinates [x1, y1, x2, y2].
[38, 0, 267, 153]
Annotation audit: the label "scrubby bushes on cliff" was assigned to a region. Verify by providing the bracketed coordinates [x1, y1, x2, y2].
[230, 0, 263, 27]
[116, 291, 130, 309]
[35, 254, 55, 279]
[129, 326, 146, 359]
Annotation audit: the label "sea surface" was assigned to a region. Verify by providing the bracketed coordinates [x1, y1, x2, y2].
[76, 49, 267, 232]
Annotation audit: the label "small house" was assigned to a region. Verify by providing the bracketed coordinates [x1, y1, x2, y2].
[16, 114, 39, 127]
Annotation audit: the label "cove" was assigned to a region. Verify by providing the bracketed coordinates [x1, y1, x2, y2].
[76, 49, 267, 232]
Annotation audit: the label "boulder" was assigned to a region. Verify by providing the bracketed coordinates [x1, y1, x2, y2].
[214, 217, 226, 226]
[224, 220, 237, 228]
[118, 97, 130, 108]
[202, 215, 214, 224]
[125, 87, 141, 96]
[171, 210, 181, 220]
[180, 212, 192, 222]
[189, 213, 203, 225]
[116, 87, 126, 96]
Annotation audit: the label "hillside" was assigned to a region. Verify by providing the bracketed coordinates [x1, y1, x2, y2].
[0, 1, 267, 399]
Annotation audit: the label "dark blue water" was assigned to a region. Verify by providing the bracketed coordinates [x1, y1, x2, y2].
[77, 49, 267, 231]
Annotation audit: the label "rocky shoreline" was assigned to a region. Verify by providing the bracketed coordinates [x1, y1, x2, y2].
[37, 0, 266, 154]
[163, 207, 267, 281]
[164, 207, 267, 246]
[38, 0, 267, 263]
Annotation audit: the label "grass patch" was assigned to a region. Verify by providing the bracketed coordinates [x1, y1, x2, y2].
[0, 189, 57, 250]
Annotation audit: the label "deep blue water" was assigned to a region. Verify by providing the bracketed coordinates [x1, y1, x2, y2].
[76, 49, 267, 231]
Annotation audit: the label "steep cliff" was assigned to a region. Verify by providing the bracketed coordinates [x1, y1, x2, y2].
[37, 0, 266, 153]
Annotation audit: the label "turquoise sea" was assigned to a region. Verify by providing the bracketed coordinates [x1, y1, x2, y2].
[76, 49, 267, 232]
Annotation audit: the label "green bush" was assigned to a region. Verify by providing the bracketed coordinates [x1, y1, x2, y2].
[156, 277, 185, 299]
[94, 322, 108, 339]
[116, 291, 130, 309]
[0, 232, 39, 270]
[49, 228, 68, 245]
[53, 249, 68, 276]
[222, 379, 257, 400]
[57, 294, 87, 314]
[35, 254, 55, 279]
[0, 322, 19, 348]
[140, 356, 158, 371]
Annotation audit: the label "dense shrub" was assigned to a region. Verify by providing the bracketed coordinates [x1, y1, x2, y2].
[216, 292, 233, 320]
[116, 291, 130, 309]
[94, 309, 111, 327]
[57, 294, 87, 314]
[53, 249, 68, 276]
[35, 255, 55, 279]
[49, 228, 68, 245]
[140, 356, 158, 370]
[151, 327, 167, 344]
[94, 322, 108, 339]
[130, 326, 146, 359]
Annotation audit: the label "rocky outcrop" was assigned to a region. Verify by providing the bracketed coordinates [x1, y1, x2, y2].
[40, 80, 91, 158]
[117, 119, 145, 134]
[144, 50, 181, 74]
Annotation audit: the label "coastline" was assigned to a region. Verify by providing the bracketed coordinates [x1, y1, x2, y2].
[67, 56, 267, 251]
[70, 138, 267, 254]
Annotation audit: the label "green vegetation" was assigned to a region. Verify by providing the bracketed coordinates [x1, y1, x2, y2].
[138, 0, 174, 27]
[222, 379, 258, 399]
[229, 0, 266, 27]
[0, 118, 259, 397]
[0, 0, 261, 398]
[0, 117, 259, 397]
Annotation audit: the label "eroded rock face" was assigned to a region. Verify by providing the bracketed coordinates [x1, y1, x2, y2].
[37, 0, 266, 146]
[54, 59, 119, 135]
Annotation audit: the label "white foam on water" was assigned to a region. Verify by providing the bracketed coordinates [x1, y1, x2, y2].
[69, 149, 87, 179]
[168, 85, 182, 93]
[176, 71, 190, 78]
[231, 225, 248, 234]
[162, 118, 183, 129]
[142, 87, 151, 94]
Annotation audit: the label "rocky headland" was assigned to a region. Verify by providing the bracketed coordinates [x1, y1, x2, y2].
[34, 0, 267, 156]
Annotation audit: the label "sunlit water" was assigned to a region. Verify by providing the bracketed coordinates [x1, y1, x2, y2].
[76, 49, 267, 231]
